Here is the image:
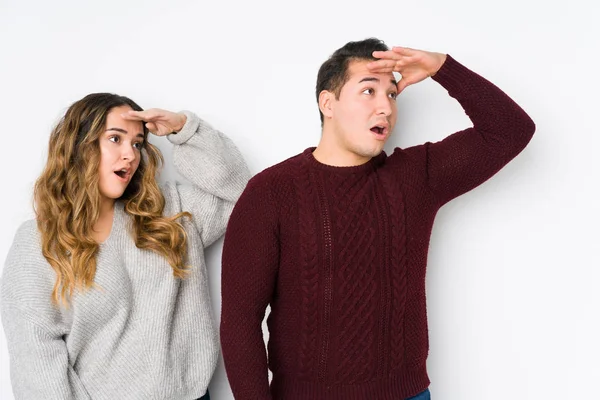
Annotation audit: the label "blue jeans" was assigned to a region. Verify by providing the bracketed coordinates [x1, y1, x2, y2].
[407, 388, 430, 400]
[196, 390, 210, 400]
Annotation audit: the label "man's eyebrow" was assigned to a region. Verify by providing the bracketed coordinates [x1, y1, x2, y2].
[358, 77, 380, 84]
[358, 76, 398, 87]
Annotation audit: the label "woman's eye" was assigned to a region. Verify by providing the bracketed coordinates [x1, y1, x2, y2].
[362, 88, 374, 95]
[108, 136, 120, 143]
[133, 142, 143, 150]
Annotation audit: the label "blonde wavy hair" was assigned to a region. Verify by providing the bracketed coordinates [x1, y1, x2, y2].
[34, 93, 191, 305]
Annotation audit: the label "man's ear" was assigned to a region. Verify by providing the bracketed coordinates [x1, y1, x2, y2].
[318, 90, 335, 120]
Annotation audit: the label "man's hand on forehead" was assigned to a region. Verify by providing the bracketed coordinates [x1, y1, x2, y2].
[368, 46, 447, 93]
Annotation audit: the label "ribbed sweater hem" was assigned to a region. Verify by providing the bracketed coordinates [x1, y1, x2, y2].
[270, 366, 429, 400]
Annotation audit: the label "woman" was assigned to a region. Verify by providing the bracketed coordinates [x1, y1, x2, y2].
[0, 93, 250, 399]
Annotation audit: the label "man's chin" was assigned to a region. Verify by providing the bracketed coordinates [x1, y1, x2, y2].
[356, 145, 384, 159]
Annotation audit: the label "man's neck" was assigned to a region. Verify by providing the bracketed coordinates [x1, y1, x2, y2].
[312, 129, 371, 167]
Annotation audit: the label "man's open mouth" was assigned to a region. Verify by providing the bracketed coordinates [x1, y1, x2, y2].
[370, 125, 388, 135]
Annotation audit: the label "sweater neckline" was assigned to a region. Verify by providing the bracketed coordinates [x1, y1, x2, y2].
[301, 147, 386, 174]
[99, 201, 127, 248]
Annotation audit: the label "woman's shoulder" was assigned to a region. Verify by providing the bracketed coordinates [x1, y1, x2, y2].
[14, 218, 39, 236]
[7, 219, 42, 255]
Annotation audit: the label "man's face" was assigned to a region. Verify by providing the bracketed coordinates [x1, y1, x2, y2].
[324, 59, 398, 162]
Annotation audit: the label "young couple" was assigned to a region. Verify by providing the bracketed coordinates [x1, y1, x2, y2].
[1, 38, 534, 400]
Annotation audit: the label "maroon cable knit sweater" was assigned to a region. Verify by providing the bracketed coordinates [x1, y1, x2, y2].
[220, 56, 535, 400]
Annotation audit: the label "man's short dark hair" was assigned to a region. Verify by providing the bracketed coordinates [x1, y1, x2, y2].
[316, 38, 389, 124]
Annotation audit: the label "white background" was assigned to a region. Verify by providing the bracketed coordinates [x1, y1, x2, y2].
[1, 0, 598, 399]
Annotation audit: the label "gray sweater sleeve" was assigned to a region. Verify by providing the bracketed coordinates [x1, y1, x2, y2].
[162, 111, 251, 247]
[0, 222, 90, 400]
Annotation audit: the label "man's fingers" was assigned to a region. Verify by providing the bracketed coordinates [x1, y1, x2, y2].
[373, 47, 417, 59]
[370, 49, 418, 73]
[397, 78, 410, 94]
[392, 46, 416, 56]
[367, 59, 412, 73]
[366, 59, 397, 72]
[372, 50, 403, 60]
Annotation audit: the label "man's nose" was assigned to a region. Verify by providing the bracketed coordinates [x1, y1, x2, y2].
[377, 94, 393, 116]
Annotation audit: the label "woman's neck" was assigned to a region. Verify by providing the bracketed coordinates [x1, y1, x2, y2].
[92, 198, 116, 243]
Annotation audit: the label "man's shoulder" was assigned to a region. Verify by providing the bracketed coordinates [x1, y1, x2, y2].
[250, 150, 307, 187]
[383, 144, 429, 171]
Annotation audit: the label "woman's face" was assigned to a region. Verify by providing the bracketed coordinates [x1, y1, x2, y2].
[97, 105, 145, 204]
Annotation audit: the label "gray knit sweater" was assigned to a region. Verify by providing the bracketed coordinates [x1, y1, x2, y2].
[0, 111, 251, 400]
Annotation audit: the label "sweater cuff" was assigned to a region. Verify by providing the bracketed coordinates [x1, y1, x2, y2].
[431, 55, 477, 93]
[167, 110, 200, 145]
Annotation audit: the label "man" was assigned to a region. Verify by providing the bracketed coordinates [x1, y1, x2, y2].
[220, 38, 535, 400]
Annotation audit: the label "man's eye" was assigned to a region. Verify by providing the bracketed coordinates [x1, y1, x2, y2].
[389, 92, 398, 100]
[362, 88, 374, 95]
